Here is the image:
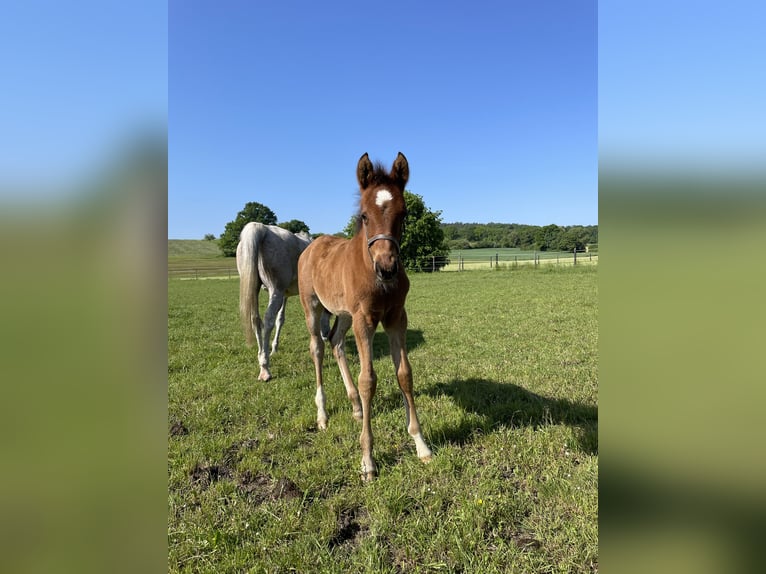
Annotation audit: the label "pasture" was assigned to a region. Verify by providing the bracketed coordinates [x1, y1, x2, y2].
[168, 267, 598, 572]
[443, 248, 598, 271]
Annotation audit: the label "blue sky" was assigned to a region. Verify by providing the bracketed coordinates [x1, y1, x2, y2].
[0, 1, 167, 193]
[599, 1, 766, 172]
[169, 0, 597, 238]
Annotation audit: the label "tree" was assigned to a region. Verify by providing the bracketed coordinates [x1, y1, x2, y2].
[401, 191, 449, 271]
[218, 202, 278, 257]
[278, 219, 310, 235]
[341, 191, 449, 271]
[203, 233, 215, 241]
[557, 229, 584, 252]
[534, 224, 562, 251]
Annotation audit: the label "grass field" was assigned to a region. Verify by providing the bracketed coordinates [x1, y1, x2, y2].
[443, 248, 598, 272]
[168, 239, 237, 278]
[168, 266, 598, 572]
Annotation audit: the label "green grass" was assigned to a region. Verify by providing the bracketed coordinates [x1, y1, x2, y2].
[168, 239, 236, 277]
[169, 266, 598, 573]
[169, 239, 225, 258]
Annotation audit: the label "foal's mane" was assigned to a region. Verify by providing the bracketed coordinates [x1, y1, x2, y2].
[364, 161, 395, 188]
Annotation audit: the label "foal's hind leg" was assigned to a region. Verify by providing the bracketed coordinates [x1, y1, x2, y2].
[386, 311, 432, 462]
[329, 314, 363, 421]
[303, 300, 328, 429]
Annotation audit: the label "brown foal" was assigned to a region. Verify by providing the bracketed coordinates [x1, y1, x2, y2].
[297, 152, 432, 480]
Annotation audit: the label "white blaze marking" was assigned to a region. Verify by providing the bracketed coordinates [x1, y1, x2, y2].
[375, 189, 393, 207]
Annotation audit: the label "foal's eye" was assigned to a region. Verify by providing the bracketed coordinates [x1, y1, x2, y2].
[360, 213, 368, 223]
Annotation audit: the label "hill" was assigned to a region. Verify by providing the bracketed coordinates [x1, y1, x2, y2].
[168, 239, 224, 259]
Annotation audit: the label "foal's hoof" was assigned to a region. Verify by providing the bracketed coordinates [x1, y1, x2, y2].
[361, 470, 377, 482]
[258, 369, 272, 382]
[419, 454, 433, 464]
[361, 462, 377, 482]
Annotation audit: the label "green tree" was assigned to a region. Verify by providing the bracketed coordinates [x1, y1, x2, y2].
[534, 224, 562, 251]
[401, 191, 449, 271]
[340, 191, 450, 271]
[218, 202, 278, 257]
[203, 233, 215, 241]
[557, 229, 584, 252]
[278, 219, 310, 234]
[341, 216, 357, 239]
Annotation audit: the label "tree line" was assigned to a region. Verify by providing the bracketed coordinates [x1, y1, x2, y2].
[442, 222, 598, 252]
[212, 199, 597, 273]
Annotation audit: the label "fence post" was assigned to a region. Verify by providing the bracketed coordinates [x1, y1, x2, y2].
[573, 248, 577, 266]
[495, 253, 499, 267]
[432, 256, 435, 273]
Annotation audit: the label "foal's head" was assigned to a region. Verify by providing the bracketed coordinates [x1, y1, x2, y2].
[356, 152, 409, 283]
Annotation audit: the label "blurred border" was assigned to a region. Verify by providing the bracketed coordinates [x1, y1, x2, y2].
[0, 2, 167, 573]
[600, 2, 766, 573]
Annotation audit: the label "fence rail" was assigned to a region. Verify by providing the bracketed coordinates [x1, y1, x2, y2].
[168, 251, 597, 279]
[168, 266, 238, 280]
[412, 250, 598, 272]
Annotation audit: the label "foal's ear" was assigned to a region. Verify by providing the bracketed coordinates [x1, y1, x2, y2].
[357, 153, 374, 189]
[391, 152, 409, 189]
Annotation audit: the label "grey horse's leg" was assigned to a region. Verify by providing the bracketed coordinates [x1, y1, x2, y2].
[258, 290, 285, 381]
[270, 297, 288, 354]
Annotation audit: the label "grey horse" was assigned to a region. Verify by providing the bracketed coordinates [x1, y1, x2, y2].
[236, 222, 312, 381]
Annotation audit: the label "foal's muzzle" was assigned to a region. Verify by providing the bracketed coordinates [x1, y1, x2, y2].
[367, 234, 400, 282]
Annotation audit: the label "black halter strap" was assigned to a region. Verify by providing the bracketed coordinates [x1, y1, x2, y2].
[366, 233, 400, 252]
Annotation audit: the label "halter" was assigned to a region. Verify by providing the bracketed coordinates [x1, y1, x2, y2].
[366, 233, 400, 252]
[364, 223, 401, 272]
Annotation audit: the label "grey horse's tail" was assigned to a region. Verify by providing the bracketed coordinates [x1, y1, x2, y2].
[237, 222, 264, 347]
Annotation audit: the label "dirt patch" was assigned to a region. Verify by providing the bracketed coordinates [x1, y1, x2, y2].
[273, 477, 302, 500]
[328, 507, 368, 550]
[223, 438, 259, 465]
[237, 470, 272, 499]
[237, 471, 303, 504]
[189, 463, 234, 489]
[169, 420, 188, 436]
[509, 532, 542, 551]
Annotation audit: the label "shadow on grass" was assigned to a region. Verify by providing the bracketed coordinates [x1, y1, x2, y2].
[344, 328, 425, 360]
[423, 378, 598, 455]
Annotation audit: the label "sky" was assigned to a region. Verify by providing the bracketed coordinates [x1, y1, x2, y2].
[168, 0, 597, 238]
[0, 1, 167, 193]
[599, 1, 765, 173]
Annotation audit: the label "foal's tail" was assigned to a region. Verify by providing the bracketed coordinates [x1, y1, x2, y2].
[237, 222, 264, 347]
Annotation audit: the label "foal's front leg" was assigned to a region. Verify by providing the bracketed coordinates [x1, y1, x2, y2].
[353, 317, 378, 481]
[386, 310, 432, 462]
